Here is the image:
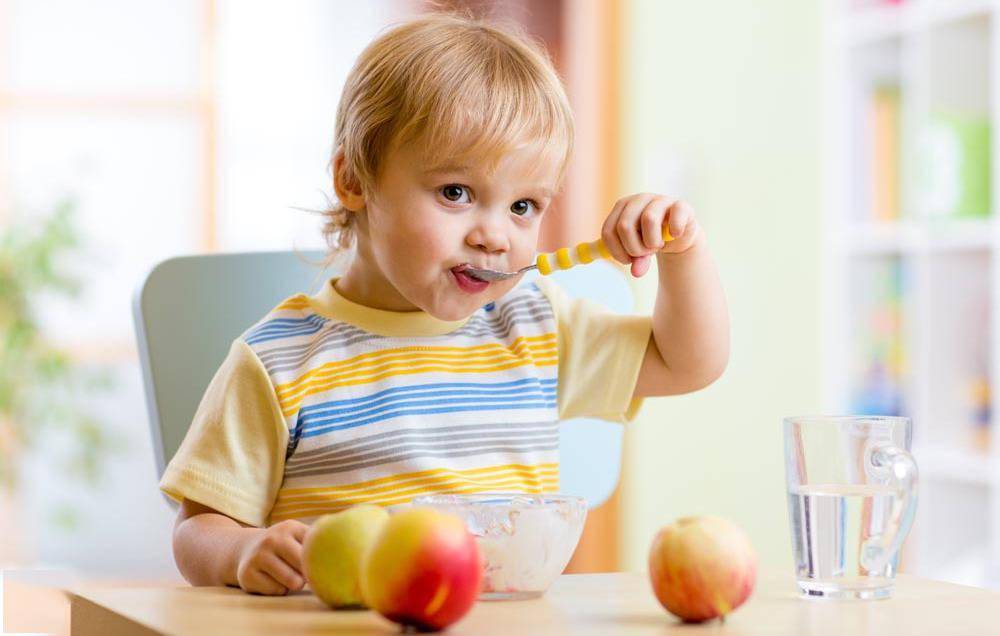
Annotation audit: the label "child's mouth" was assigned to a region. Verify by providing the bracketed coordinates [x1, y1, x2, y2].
[451, 264, 490, 293]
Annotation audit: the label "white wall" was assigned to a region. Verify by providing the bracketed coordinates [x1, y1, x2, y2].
[618, 0, 823, 574]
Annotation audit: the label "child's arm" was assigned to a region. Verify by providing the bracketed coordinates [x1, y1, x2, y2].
[172, 498, 309, 595]
[600, 195, 730, 397]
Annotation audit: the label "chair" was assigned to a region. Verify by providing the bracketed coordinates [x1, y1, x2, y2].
[133, 251, 633, 510]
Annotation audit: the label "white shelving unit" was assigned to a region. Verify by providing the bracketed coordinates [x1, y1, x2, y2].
[823, 0, 1000, 589]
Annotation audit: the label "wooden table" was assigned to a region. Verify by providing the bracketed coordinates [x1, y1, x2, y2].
[65, 571, 1000, 635]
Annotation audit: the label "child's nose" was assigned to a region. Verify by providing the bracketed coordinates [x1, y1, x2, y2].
[466, 216, 510, 254]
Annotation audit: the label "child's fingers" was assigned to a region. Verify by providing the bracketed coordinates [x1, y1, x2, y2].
[602, 231, 630, 266]
[615, 194, 657, 257]
[631, 254, 652, 277]
[639, 207, 663, 251]
[272, 519, 308, 542]
[601, 200, 634, 265]
[243, 567, 289, 596]
[640, 196, 676, 250]
[274, 535, 305, 577]
[288, 520, 309, 543]
[261, 552, 306, 592]
[667, 201, 693, 240]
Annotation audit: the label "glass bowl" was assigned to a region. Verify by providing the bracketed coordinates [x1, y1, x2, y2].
[412, 493, 587, 600]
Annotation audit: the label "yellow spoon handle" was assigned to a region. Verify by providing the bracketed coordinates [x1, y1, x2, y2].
[535, 226, 674, 275]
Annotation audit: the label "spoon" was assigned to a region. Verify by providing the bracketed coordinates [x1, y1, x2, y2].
[465, 225, 674, 281]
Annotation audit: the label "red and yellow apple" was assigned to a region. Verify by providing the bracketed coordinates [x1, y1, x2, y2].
[647, 516, 757, 623]
[302, 504, 390, 608]
[361, 507, 482, 632]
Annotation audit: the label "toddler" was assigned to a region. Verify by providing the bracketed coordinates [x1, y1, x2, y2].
[161, 13, 729, 596]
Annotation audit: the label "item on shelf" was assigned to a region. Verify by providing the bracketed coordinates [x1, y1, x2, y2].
[851, 259, 905, 416]
[852, 360, 902, 415]
[919, 111, 991, 219]
[969, 374, 991, 452]
[870, 85, 901, 222]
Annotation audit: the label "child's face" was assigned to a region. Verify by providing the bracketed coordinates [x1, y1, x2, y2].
[345, 138, 561, 320]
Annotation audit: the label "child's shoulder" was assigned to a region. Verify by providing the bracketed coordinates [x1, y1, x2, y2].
[239, 293, 330, 348]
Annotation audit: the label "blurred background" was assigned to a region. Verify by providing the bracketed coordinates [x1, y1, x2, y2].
[1, 0, 997, 616]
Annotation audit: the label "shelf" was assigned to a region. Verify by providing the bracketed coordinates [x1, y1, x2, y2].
[914, 443, 997, 485]
[926, 219, 996, 251]
[846, 0, 997, 46]
[830, 0, 1000, 593]
[841, 218, 996, 254]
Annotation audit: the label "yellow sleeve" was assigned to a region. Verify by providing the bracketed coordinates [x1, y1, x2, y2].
[159, 339, 288, 527]
[535, 277, 652, 423]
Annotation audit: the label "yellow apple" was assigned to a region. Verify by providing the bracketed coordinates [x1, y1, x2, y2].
[303, 504, 390, 608]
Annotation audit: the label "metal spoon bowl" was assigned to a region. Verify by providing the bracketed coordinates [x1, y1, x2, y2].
[463, 264, 539, 282]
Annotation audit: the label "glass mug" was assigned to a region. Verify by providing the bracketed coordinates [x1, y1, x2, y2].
[784, 416, 918, 600]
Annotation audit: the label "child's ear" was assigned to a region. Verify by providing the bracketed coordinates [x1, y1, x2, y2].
[332, 146, 366, 212]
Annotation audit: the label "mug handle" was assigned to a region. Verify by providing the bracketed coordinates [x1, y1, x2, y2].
[860, 443, 919, 573]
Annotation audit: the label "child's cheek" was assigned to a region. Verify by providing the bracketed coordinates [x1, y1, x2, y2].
[400, 214, 454, 268]
[513, 227, 541, 268]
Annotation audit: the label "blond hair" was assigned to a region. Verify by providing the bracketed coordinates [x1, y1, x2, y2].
[323, 12, 575, 252]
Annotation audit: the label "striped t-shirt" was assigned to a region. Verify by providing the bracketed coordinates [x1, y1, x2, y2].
[160, 276, 651, 527]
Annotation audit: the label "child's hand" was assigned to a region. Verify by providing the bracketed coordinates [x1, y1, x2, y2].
[236, 519, 309, 595]
[601, 194, 701, 277]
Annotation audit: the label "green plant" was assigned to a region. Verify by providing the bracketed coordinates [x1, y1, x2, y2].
[0, 199, 120, 496]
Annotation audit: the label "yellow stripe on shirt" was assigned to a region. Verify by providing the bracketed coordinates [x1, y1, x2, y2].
[278, 334, 556, 398]
[277, 462, 560, 499]
[271, 474, 560, 518]
[273, 295, 311, 312]
[276, 334, 558, 415]
[270, 464, 559, 520]
[270, 481, 559, 520]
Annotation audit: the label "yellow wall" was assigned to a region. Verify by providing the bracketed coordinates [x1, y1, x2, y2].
[619, 0, 823, 573]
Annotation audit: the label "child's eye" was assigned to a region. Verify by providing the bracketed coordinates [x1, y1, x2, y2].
[510, 199, 539, 217]
[440, 184, 471, 203]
